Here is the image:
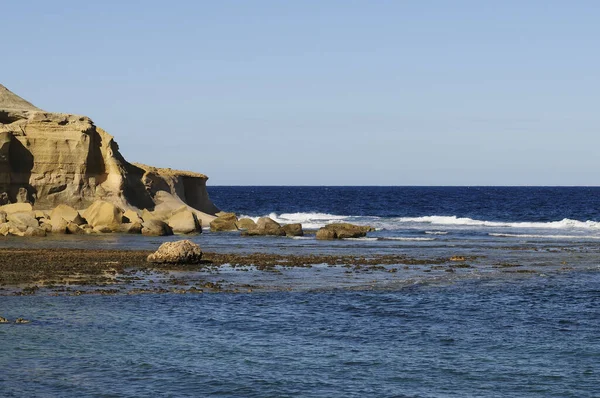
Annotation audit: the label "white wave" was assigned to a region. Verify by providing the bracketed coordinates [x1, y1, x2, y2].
[490, 233, 600, 240]
[291, 236, 312, 240]
[239, 212, 350, 229]
[398, 216, 600, 230]
[383, 237, 436, 241]
[237, 212, 600, 233]
[343, 237, 379, 241]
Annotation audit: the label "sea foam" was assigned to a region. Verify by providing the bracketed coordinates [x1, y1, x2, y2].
[397, 216, 600, 230]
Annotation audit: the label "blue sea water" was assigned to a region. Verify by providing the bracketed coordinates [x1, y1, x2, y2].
[2, 187, 600, 397]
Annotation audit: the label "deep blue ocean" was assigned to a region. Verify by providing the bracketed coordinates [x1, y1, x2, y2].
[1, 187, 600, 397]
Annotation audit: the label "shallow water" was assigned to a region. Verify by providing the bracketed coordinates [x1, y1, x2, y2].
[2, 271, 599, 397]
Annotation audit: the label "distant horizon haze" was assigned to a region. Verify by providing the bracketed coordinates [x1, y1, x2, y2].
[3, 1, 599, 185]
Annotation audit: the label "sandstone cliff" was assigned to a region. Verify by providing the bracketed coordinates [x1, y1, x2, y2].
[0, 84, 219, 223]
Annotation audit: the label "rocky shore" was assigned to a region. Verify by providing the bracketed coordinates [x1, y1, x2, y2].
[0, 246, 477, 295]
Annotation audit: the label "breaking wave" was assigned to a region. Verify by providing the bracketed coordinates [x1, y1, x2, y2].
[239, 212, 350, 229]
[238, 213, 600, 232]
[489, 233, 600, 240]
[396, 216, 600, 230]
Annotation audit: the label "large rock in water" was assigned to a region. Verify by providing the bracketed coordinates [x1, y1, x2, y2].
[210, 212, 238, 232]
[147, 240, 203, 264]
[316, 223, 375, 240]
[0, 84, 220, 218]
[242, 217, 286, 236]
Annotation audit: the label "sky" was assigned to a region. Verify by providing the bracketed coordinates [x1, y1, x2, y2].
[3, 1, 599, 185]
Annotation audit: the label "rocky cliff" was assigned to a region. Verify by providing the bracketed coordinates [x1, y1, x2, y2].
[0, 84, 218, 223]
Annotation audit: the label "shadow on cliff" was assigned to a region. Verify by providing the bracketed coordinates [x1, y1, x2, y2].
[8, 137, 35, 203]
[86, 129, 157, 210]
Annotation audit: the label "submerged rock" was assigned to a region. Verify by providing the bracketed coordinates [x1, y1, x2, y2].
[147, 240, 203, 264]
[15, 318, 30, 324]
[0, 316, 9, 323]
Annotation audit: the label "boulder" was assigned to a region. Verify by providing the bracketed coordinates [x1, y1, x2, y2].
[120, 222, 143, 234]
[316, 223, 374, 239]
[243, 217, 286, 236]
[168, 209, 201, 234]
[0, 223, 10, 236]
[34, 210, 50, 220]
[0, 203, 33, 214]
[147, 240, 203, 264]
[315, 228, 337, 240]
[51, 217, 69, 234]
[82, 200, 123, 230]
[210, 212, 238, 232]
[66, 222, 85, 234]
[142, 219, 173, 236]
[0, 210, 6, 223]
[40, 222, 52, 233]
[6, 222, 25, 236]
[93, 225, 114, 233]
[282, 223, 304, 237]
[50, 204, 86, 225]
[236, 218, 256, 230]
[24, 226, 46, 237]
[6, 212, 39, 231]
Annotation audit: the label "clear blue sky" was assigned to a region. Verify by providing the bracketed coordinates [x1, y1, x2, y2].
[4, 1, 599, 185]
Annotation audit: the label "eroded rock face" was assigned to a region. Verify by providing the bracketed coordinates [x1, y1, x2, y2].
[0, 84, 219, 217]
[147, 240, 203, 264]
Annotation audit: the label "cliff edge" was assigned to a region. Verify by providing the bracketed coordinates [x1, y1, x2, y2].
[0, 84, 219, 224]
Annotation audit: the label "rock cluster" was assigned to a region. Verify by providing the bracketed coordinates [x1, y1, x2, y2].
[315, 223, 375, 240]
[0, 201, 203, 237]
[0, 316, 30, 324]
[0, 84, 219, 224]
[209, 214, 372, 240]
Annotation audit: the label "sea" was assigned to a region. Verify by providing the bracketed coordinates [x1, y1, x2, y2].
[1, 186, 600, 397]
